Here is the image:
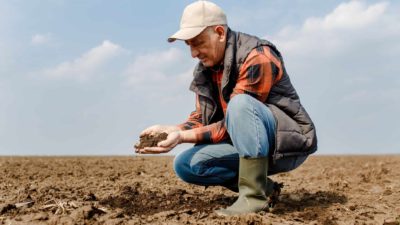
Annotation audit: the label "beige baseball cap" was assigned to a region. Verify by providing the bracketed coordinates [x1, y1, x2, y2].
[168, 1, 227, 43]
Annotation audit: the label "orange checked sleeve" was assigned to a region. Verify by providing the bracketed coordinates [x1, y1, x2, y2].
[178, 95, 204, 131]
[178, 94, 228, 143]
[231, 46, 283, 102]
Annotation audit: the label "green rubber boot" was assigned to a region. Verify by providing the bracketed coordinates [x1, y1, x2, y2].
[215, 157, 270, 216]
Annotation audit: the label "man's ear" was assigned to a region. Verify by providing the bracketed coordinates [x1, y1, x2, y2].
[214, 26, 226, 42]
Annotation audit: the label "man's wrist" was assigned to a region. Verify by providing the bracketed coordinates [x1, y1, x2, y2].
[178, 131, 186, 143]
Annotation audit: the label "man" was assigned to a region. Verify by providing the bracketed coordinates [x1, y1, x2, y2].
[135, 1, 317, 216]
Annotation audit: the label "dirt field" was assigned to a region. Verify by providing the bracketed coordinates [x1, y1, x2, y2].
[0, 155, 399, 225]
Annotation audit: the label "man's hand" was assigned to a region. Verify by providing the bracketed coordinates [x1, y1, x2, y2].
[136, 131, 183, 154]
[140, 125, 180, 137]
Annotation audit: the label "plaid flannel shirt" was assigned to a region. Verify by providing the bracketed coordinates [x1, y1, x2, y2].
[178, 45, 283, 143]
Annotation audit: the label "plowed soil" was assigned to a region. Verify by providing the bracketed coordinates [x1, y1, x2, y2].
[0, 155, 399, 225]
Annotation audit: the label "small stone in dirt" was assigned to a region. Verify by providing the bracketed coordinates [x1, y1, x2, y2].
[15, 201, 34, 208]
[83, 193, 97, 201]
[383, 189, 393, 195]
[0, 203, 16, 214]
[134, 133, 168, 149]
[383, 218, 400, 225]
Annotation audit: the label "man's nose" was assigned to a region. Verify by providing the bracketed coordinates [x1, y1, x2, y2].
[190, 47, 199, 58]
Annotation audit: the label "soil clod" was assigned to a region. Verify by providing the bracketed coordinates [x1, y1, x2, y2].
[135, 132, 168, 149]
[0, 204, 16, 215]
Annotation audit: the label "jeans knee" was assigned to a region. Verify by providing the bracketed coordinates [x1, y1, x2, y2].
[227, 94, 252, 118]
[173, 150, 207, 183]
[173, 152, 191, 182]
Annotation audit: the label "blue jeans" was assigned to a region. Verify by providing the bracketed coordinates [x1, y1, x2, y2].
[173, 94, 307, 189]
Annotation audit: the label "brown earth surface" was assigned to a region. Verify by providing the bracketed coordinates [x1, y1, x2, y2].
[0, 155, 399, 225]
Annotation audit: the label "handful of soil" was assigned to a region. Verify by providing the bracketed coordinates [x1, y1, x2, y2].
[134, 132, 168, 149]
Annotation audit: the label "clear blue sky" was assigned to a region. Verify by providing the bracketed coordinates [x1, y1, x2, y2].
[0, 0, 399, 155]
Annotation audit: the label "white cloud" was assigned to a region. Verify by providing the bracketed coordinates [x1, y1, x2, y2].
[267, 1, 400, 89]
[271, 1, 393, 57]
[31, 33, 52, 45]
[38, 40, 126, 81]
[303, 1, 387, 31]
[124, 47, 195, 87]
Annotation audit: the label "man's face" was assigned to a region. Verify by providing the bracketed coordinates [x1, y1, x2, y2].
[185, 26, 226, 67]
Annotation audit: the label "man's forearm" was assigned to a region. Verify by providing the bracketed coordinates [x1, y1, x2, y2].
[179, 129, 199, 143]
[178, 120, 228, 144]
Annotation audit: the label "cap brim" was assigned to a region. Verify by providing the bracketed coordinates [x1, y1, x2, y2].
[167, 26, 207, 43]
